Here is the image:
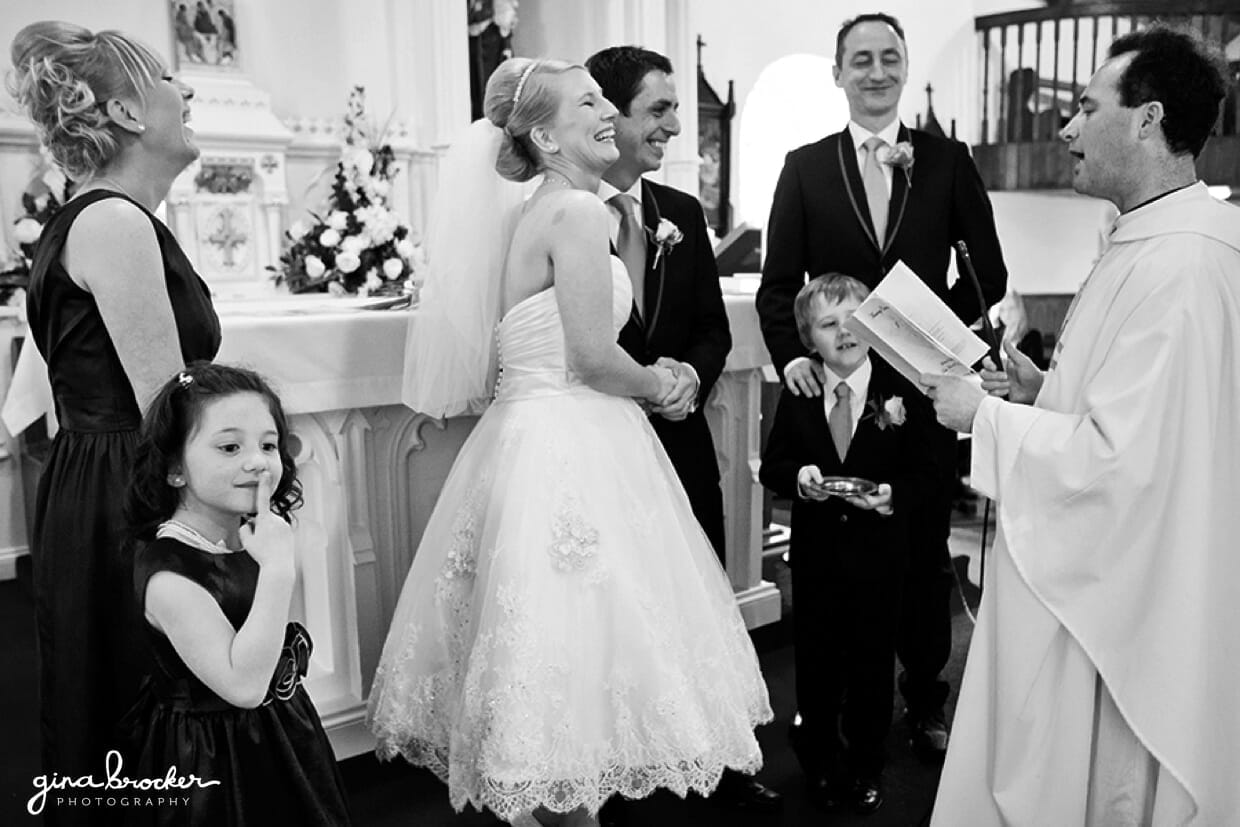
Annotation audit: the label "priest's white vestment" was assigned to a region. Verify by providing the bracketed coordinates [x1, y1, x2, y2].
[932, 183, 1240, 826]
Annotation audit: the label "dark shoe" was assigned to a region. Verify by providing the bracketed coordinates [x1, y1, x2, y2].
[805, 772, 846, 812]
[852, 775, 884, 814]
[713, 772, 784, 813]
[907, 708, 949, 763]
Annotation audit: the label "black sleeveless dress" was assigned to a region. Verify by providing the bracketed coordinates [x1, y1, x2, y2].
[119, 537, 351, 826]
[24, 190, 221, 798]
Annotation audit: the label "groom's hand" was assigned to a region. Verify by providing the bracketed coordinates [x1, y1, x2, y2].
[650, 357, 699, 421]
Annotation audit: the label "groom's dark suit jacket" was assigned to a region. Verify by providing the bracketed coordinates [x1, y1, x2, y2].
[618, 178, 732, 558]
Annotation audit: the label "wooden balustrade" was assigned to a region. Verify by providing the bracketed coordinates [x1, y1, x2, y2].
[973, 1, 1240, 189]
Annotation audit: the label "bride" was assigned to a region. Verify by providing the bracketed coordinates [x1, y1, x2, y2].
[367, 56, 772, 827]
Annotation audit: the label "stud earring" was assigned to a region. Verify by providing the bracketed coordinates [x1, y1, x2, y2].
[167, 474, 185, 488]
[136, 124, 146, 133]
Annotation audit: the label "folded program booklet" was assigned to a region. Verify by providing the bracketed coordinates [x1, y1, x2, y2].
[843, 260, 989, 394]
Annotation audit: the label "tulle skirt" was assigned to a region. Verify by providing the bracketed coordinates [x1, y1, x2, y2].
[367, 387, 772, 821]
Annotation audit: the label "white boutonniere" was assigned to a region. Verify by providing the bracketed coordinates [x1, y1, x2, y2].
[878, 141, 915, 187]
[865, 395, 907, 430]
[649, 218, 684, 268]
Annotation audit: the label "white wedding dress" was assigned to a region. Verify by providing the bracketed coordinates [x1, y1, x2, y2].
[368, 258, 772, 821]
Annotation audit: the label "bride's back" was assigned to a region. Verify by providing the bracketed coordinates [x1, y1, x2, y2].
[502, 187, 601, 314]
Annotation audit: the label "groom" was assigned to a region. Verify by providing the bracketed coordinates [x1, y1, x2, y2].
[587, 46, 781, 815]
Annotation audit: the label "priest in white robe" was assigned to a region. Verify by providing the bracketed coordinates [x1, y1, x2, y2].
[923, 27, 1240, 826]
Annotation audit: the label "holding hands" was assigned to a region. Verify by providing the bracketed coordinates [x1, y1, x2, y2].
[650, 357, 700, 420]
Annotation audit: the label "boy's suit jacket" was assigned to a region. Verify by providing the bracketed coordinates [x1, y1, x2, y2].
[618, 178, 731, 492]
[757, 125, 1008, 379]
[759, 358, 936, 580]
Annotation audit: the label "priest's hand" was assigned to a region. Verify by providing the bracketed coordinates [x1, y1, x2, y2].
[1000, 339, 1044, 404]
[921, 373, 986, 433]
[784, 356, 825, 397]
[650, 357, 700, 421]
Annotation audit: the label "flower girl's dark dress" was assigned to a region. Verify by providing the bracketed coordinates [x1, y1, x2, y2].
[120, 532, 351, 826]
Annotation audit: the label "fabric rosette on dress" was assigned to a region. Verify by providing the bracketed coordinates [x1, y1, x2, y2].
[368, 260, 772, 821]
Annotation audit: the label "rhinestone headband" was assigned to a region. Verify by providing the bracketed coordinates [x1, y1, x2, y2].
[512, 61, 538, 107]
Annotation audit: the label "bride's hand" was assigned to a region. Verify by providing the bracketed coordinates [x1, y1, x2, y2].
[644, 364, 677, 405]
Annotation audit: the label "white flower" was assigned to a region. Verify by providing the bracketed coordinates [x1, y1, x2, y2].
[336, 250, 361, 273]
[339, 234, 365, 255]
[327, 280, 347, 297]
[395, 238, 417, 260]
[41, 165, 67, 195]
[288, 220, 310, 241]
[648, 218, 683, 268]
[883, 396, 907, 427]
[319, 228, 341, 247]
[365, 271, 383, 293]
[369, 179, 390, 198]
[14, 217, 43, 245]
[327, 211, 349, 230]
[304, 255, 326, 279]
[382, 257, 404, 279]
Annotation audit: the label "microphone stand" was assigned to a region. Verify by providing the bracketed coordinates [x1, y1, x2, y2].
[954, 240, 1001, 602]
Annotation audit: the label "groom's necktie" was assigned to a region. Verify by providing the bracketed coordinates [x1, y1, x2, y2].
[829, 381, 853, 461]
[608, 193, 646, 316]
[862, 136, 889, 245]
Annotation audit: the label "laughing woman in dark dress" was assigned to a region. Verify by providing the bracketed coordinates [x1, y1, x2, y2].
[8, 21, 219, 819]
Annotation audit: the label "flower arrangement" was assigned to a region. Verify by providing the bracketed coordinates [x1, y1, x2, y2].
[1, 157, 73, 307]
[649, 218, 683, 268]
[270, 86, 424, 296]
[865, 395, 906, 430]
[878, 141, 915, 186]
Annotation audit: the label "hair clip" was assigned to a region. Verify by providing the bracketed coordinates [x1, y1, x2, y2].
[176, 371, 193, 388]
[512, 61, 538, 107]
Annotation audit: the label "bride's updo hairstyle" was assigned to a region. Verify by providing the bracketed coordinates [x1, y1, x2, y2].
[484, 56, 577, 182]
[8, 21, 164, 181]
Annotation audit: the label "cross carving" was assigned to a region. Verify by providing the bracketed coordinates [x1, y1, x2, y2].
[207, 207, 247, 269]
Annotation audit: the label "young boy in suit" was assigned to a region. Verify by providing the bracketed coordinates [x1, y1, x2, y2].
[759, 273, 935, 815]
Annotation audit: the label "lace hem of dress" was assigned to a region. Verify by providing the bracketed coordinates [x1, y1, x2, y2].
[371, 730, 765, 820]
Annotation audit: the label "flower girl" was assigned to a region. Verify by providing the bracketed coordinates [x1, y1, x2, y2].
[119, 362, 350, 825]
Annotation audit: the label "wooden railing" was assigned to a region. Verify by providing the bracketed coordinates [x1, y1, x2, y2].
[973, 1, 1240, 189]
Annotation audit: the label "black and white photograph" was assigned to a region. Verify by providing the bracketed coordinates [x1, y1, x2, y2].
[2, 1, 1240, 825]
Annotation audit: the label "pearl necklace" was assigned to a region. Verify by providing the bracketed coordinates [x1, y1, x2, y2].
[158, 518, 236, 555]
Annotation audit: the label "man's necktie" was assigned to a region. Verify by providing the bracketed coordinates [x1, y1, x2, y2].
[608, 193, 646, 316]
[862, 136, 889, 245]
[829, 381, 853, 461]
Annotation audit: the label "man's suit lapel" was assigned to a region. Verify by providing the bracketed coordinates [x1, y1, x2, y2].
[640, 179, 667, 342]
[835, 124, 913, 259]
[836, 130, 881, 253]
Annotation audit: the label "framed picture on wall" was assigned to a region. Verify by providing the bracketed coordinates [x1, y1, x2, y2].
[170, 0, 239, 71]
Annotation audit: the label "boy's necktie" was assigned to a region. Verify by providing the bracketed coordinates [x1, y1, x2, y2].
[608, 194, 645, 316]
[829, 381, 852, 461]
[862, 136, 889, 244]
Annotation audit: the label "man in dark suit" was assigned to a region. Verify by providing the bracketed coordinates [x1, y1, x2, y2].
[586, 45, 781, 815]
[756, 12, 1008, 762]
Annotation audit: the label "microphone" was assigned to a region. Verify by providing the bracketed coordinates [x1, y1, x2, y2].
[955, 240, 1003, 369]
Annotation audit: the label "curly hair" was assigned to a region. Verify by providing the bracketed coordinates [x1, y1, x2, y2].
[585, 46, 673, 116]
[484, 56, 580, 182]
[8, 20, 164, 180]
[1108, 25, 1230, 158]
[125, 361, 304, 542]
